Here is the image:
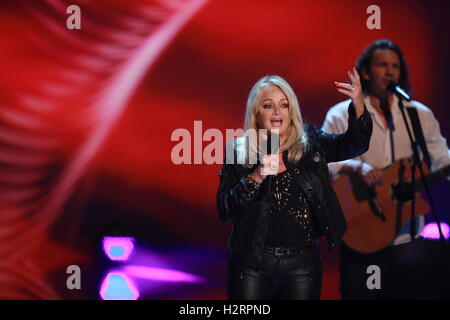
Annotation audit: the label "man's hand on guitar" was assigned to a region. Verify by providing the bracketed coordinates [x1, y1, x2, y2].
[359, 162, 383, 186]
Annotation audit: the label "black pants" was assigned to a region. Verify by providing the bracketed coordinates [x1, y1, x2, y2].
[228, 244, 322, 300]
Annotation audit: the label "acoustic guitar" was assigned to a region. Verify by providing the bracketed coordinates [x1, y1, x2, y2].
[332, 159, 450, 253]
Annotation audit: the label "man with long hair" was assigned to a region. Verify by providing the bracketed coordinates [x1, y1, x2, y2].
[323, 39, 450, 299]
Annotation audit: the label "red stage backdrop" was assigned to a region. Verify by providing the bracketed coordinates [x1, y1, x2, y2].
[0, 0, 449, 299]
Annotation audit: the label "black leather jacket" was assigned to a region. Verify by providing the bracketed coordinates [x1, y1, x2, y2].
[216, 103, 372, 267]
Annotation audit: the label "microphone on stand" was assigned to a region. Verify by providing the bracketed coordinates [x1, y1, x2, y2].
[387, 82, 411, 101]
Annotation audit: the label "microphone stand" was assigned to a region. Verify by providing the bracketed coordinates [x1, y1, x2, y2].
[395, 93, 448, 252]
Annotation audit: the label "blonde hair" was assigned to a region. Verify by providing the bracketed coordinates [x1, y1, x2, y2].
[241, 75, 308, 166]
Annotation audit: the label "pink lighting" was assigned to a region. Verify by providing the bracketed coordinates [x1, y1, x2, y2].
[421, 222, 450, 240]
[100, 272, 140, 300]
[124, 265, 204, 283]
[103, 237, 135, 261]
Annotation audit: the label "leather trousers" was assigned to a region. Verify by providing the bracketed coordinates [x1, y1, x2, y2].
[228, 243, 322, 300]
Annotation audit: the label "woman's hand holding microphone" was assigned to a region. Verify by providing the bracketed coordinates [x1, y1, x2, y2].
[252, 154, 280, 183]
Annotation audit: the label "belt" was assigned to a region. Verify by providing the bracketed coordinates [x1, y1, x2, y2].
[264, 246, 304, 256]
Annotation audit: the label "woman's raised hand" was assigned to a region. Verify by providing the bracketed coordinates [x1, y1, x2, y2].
[334, 67, 365, 118]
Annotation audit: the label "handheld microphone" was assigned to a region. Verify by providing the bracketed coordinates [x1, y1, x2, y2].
[264, 130, 280, 195]
[266, 130, 280, 155]
[387, 82, 411, 101]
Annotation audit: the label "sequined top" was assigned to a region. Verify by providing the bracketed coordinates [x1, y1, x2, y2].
[265, 169, 314, 247]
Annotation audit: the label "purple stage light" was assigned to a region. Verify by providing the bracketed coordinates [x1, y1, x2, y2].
[421, 222, 450, 240]
[103, 236, 135, 261]
[100, 272, 140, 300]
[124, 265, 204, 283]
